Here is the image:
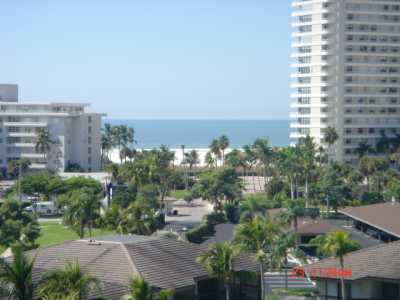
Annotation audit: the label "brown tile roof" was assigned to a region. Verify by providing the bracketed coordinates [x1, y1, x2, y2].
[305, 240, 400, 281]
[340, 202, 400, 238]
[25, 235, 258, 299]
[296, 218, 339, 235]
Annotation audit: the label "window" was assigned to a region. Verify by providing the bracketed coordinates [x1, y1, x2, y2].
[88, 157, 92, 165]
[88, 116, 92, 124]
[88, 137, 92, 144]
[88, 126, 92, 134]
[88, 147, 91, 154]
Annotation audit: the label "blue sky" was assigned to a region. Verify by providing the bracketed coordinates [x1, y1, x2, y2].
[1, 1, 292, 120]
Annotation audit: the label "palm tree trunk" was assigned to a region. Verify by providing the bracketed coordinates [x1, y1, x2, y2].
[225, 283, 230, 300]
[259, 262, 265, 300]
[284, 254, 288, 291]
[340, 257, 346, 300]
[305, 176, 309, 208]
[290, 178, 294, 200]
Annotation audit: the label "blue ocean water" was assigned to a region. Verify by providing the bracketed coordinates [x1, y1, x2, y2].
[104, 119, 290, 149]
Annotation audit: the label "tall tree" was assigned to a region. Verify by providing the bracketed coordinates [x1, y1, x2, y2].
[58, 187, 101, 239]
[0, 244, 35, 300]
[195, 168, 242, 210]
[324, 126, 339, 147]
[311, 231, 360, 300]
[279, 198, 305, 248]
[252, 138, 274, 188]
[219, 135, 230, 165]
[234, 216, 280, 299]
[35, 128, 53, 162]
[101, 123, 115, 166]
[239, 195, 270, 223]
[197, 242, 237, 300]
[38, 261, 99, 300]
[209, 139, 222, 167]
[7, 159, 31, 179]
[0, 199, 40, 249]
[277, 147, 300, 200]
[298, 136, 317, 207]
[271, 231, 296, 291]
[359, 156, 389, 192]
[354, 141, 375, 159]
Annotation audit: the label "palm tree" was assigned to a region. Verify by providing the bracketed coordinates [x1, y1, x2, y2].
[38, 261, 98, 300]
[359, 156, 388, 192]
[324, 126, 339, 146]
[271, 232, 296, 291]
[209, 139, 222, 167]
[243, 145, 257, 191]
[197, 242, 237, 300]
[279, 198, 305, 248]
[354, 140, 375, 159]
[35, 128, 53, 163]
[239, 195, 270, 223]
[0, 244, 35, 300]
[277, 148, 300, 200]
[252, 138, 274, 188]
[234, 216, 280, 299]
[185, 150, 200, 171]
[124, 277, 153, 300]
[219, 135, 230, 165]
[204, 151, 215, 168]
[123, 277, 173, 300]
[311, 231, 360, 300]
[298, 136, 317, 207]
[101, 123, 115, 166]
[58, 187, 101, 239]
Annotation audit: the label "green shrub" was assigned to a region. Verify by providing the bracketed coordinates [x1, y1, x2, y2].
[224, 203, 239, 224]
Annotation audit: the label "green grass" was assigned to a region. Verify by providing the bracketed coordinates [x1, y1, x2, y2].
[37, 221, 114, 248]
[170, 189, 189, 199]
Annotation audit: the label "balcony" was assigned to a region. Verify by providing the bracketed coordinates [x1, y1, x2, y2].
[3, 122, 47, 127]
[6, 132, 37, 138]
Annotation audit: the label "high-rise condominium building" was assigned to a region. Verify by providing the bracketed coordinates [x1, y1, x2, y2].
[0, 84, 104, 172]
[290, 0, 400, 164]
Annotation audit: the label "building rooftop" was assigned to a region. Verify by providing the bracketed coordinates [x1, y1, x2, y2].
[25, 235, 258, 299]
[306, 240, 400, 281]
[340, 202, 400, 238]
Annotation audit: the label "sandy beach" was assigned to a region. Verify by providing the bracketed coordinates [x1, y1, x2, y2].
[109, 148, 236, 167]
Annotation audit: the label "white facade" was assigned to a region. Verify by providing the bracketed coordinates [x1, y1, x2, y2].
[290, 0, 400, 163]
[0, 84, 104, 172]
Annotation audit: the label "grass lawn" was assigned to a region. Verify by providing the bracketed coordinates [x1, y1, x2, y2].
[170, 189, 189, 199]
[37, 221, 114, 248]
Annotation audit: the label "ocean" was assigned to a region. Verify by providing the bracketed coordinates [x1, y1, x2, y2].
[104, 119, 290, 149]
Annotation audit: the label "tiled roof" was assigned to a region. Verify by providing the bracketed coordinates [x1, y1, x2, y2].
[305, 240, 400, 281]
[25, 235, 258, 299]
[296, 218, 339, 235]
[340, 202, 400, 238]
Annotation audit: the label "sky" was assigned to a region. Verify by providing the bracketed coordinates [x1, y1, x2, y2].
[1, 1, 292, 120]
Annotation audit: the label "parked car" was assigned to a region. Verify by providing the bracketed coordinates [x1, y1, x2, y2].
[26, 201, 58, 215]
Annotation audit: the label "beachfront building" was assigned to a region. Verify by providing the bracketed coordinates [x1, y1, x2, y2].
[0, 84, 104, 172]
[290, 0, 400, 163]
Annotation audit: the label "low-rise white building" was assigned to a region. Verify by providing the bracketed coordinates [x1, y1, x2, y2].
[0, 84, 105, 172]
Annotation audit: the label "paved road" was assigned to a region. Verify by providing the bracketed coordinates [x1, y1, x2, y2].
[164, 198, 213, 230]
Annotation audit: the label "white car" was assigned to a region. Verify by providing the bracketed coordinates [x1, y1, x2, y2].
[26, 202, 58, 215]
